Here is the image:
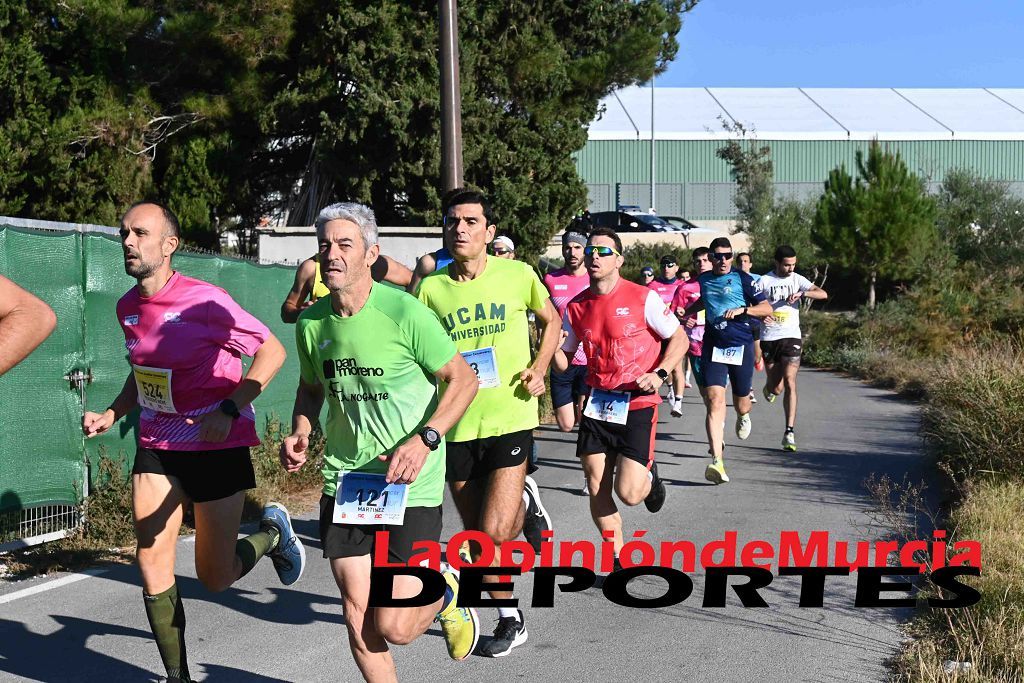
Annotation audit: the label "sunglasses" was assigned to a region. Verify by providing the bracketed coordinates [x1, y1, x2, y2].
[584, 245, 621, 258]
[661, 262, 676, 268]
[710, 252, 733, 261]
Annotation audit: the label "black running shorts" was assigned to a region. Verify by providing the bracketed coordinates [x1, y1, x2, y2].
[445, 429, 532, 482]
[761, 337, 803, 364]
[576, 406, 657, 469]
[318, 495, 442, 562]
[132, 446, 256, 503]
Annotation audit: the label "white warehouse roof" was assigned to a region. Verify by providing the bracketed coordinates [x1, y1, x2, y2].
[590, 87, 1024, 141]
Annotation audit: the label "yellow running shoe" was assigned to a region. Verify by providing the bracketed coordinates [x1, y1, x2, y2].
[704, 458, 730, 485]
[437, 565, 480, 660]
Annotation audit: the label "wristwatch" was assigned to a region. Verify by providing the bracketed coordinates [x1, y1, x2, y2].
[654, 368, 670, 382]
[419, 426, 442, 451]
[219, 399, 241, 419]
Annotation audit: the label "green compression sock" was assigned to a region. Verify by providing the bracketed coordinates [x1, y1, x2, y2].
[235, 526, 280, 578]
[143, 583, 190, 682]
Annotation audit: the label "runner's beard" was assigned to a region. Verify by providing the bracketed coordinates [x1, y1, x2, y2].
[125, 255, 159, 279]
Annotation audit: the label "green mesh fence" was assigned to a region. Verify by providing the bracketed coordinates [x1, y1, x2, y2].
[1, 226, 301, 525]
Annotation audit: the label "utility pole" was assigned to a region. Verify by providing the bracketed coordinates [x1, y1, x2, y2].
[439, 0, 464, 192]
[650, 77, 656, 213]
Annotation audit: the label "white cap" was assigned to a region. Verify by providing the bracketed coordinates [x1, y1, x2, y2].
[493, 236, 515, 252]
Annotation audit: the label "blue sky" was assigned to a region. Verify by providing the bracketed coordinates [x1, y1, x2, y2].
[660, 0, 1024, 87]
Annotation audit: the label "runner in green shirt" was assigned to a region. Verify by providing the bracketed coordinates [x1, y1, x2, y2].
[281, 202, 482, 675]
[415, 189, 561, 657]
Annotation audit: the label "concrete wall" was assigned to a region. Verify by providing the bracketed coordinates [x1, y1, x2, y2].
[258, 226, 443, 268]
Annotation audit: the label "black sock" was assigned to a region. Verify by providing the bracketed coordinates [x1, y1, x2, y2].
[235, 526, 280, 578]
[785, 426, 794, 433]
[143, 584, 190, 682]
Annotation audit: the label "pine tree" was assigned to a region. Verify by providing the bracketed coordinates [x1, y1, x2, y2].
[813, 142, 937, 308]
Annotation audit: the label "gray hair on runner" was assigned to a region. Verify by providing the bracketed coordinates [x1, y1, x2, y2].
[314, 202, 379, 249]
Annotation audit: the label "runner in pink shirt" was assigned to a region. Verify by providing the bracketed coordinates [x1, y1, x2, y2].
[81, 202, 300, 683]
[543, 230, 590, 432]
[672, 247, 713, 414]
[648, 254, 686, 416]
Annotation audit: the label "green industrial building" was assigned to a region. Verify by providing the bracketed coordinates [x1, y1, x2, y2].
[577, 87, 1024, 221]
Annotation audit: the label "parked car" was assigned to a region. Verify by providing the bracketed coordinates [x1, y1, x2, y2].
[617, 205, 646, 215]
[590, 211, 676, 233]
[661, 215, 703, 232]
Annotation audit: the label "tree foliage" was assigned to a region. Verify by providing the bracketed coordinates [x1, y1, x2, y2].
[813, 142, 938, 307]
[715, 120, 774, 238]
[1, 0, 695, 259]
[936, 169, 1024, 267]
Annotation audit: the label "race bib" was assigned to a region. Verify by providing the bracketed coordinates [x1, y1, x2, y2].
[696, 310, 706, 325]
[133, 365, 176, 413]
[333, 472, 409, 525]
[711, 345, 745, 366]
[461, 347, 501, 388]
[583, 388, 630, 425]
[770, 309, 792, 325]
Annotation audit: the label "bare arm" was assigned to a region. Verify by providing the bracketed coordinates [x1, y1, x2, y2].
[381, 353, 479, 484]
[281, 259, 317, 323]
[636, 329, 689, 393]
[519, 298, 561, 395]
[280, 377, 326, 473]
[407, 253, 437, 294]
[382, 256, 413, 288]
[83, 371, 139, 437]
[0, 275, 56, 376]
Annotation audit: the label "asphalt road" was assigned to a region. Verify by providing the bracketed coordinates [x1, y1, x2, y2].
[0, 369, 930, 682]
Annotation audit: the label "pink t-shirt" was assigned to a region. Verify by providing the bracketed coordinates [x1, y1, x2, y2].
[647, 277, 683, 306]
[117, 272, 270, 451]
[544, 268, 590, 366]
[671, 279, 705, 357]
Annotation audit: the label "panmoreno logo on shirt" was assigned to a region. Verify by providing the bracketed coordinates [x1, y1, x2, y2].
[439, 302, 507, 341]
[322, 357, 385, 378]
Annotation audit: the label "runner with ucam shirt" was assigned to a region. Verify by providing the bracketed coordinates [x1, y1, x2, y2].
[554, 227, 687, 568]
[81, 202, 300, 683]
[759, 245, 828, 452]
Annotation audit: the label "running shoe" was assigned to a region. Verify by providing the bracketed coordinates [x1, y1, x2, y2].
[522, 475, 552, 553]
[437, 564, 481, 660]
[581, 478, 590, 496]
[754, 357, 765, 372]
[762, 385, 778, 403]
[782, 430, 797, 452]
[458, 539, 473, 564]
[748, 391, 758, 404]
[261, 502, 306, 586]
[481, 609, 528, 657]
[684, 380, 693, 389]
[670, 397, 683, 418]
[644, 462, 667, 513]
[735, 412, 752, 440]
[666, 385, 676, 404]
[704, 458, 730, 485]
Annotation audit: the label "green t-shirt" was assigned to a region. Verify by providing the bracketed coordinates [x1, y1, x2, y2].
[416, 256, 548, 442]
[295, 284, 457, 506]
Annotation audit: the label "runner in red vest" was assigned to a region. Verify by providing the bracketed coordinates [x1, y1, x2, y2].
[553, 227, 687, 567]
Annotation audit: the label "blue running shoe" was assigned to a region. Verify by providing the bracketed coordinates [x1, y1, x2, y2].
[261, 502, 306, 585]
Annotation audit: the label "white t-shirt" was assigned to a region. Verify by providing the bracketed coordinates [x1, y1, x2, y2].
[759, 271, 814, 342]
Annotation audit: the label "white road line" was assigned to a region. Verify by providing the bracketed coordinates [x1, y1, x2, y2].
[0, 568, 109, 605]
[0, 535, 196, 605]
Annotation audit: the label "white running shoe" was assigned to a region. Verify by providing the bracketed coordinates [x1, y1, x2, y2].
[735, 412, 752, 440]
[670, 397, 683, 417]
